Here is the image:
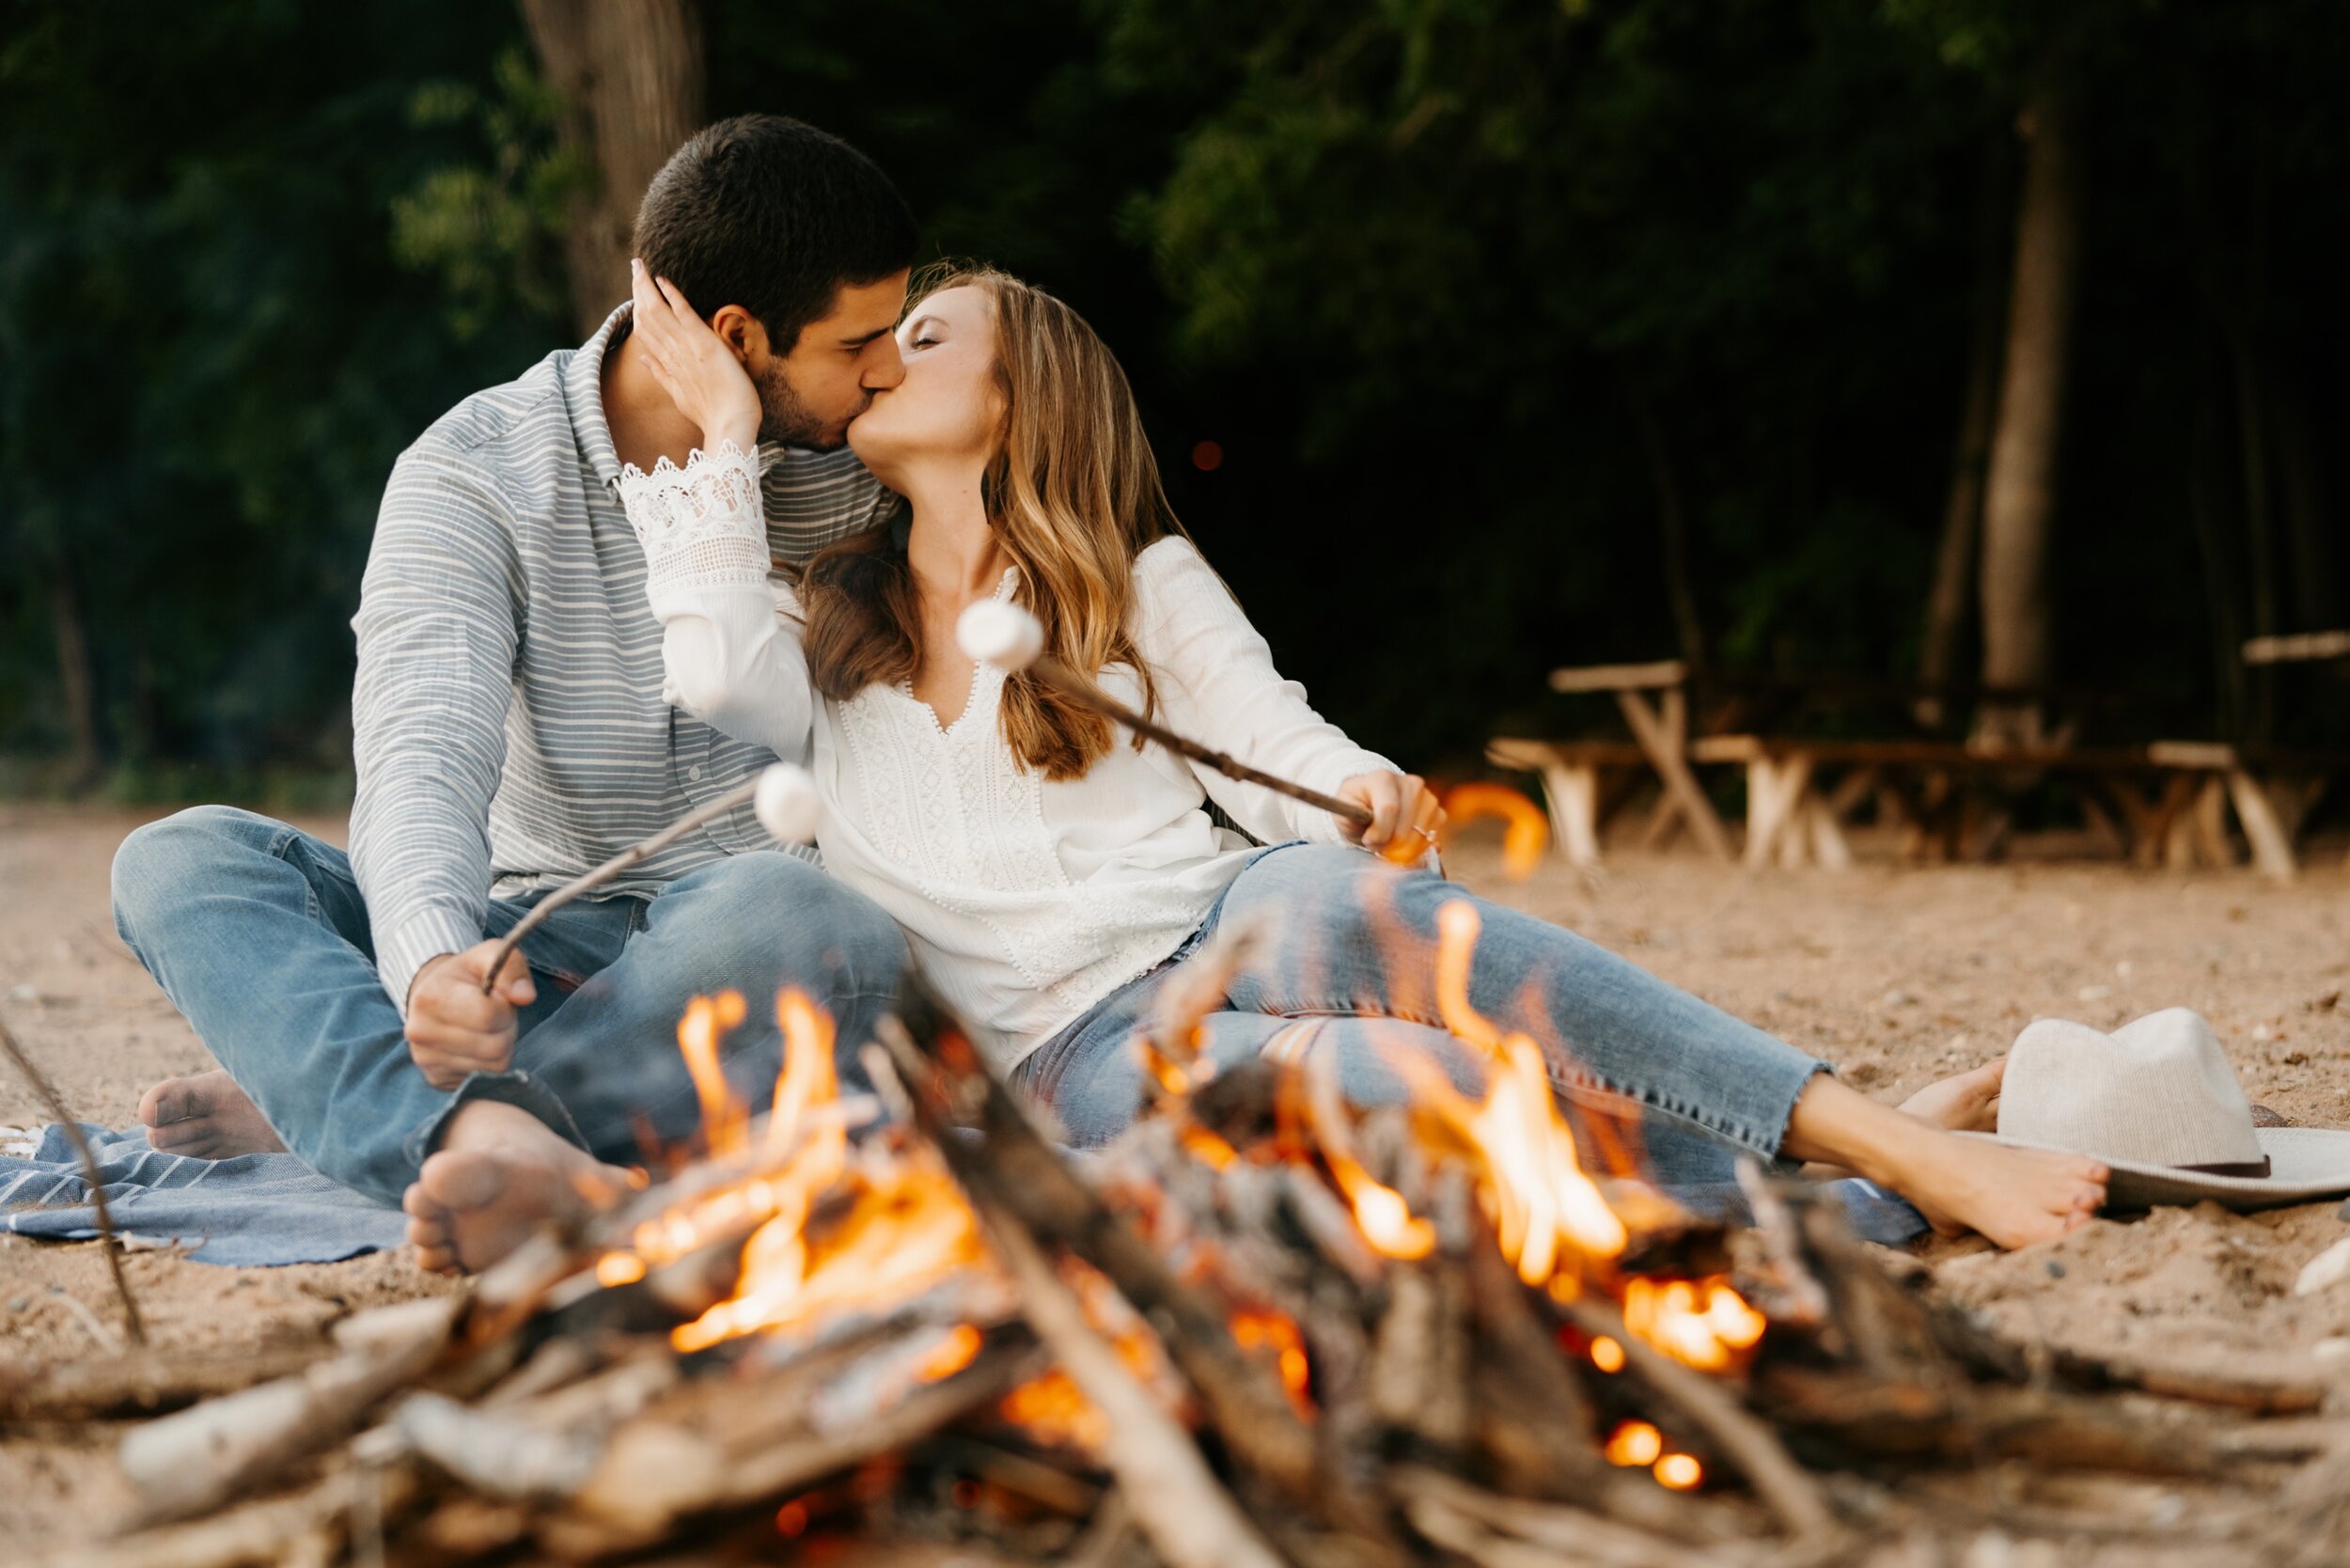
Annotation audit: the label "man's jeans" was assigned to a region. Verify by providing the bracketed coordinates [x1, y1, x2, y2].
[1016, 843, 1828, 1187]
[111, 806, 907, 1207]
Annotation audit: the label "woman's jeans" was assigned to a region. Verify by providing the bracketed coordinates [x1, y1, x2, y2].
[110, 806, 908, 1207]
[1013, 844, 1926, 1242]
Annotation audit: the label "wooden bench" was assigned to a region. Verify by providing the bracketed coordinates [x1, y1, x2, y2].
[1683, 735, 2342, 881]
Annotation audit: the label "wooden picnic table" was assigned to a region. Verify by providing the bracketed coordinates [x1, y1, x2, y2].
[1491, 659, 2344, 881]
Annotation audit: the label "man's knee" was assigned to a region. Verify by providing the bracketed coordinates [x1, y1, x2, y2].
[112, 805, 280, 942]
[666, 853, 906, 990]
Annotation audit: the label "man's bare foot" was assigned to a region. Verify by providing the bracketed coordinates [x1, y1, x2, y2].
[1881, 1128, 2107, 1249]
[400, 1100, 626, 1275]
[138, 1071, 287, 1158]
[1898, 1057, 2006, 1134]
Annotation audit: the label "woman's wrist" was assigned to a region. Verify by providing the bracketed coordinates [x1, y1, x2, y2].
[703, 411, 760, 455]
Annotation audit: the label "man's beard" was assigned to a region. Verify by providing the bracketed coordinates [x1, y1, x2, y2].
[756, 361, 868, 450]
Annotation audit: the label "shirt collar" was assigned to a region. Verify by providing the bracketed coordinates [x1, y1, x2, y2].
[564, 301, 634, 493]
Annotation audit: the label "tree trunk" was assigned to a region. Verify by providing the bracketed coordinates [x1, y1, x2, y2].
[518, 0, 707, 338]
[1624, 384, 1706, 668]
[1917, 143, 2012, 726]
[48, 568, 101, 791]
[1975, 69, 2083, 745]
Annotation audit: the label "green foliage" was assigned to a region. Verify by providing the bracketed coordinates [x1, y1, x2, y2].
[1, 0, 2344, 789]
[390, 46, 590, 340]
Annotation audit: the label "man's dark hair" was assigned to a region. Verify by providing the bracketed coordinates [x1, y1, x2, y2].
[633, 115, 918, 353]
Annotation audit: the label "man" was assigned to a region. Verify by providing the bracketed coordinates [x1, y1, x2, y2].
[113, 116, 916, 1273]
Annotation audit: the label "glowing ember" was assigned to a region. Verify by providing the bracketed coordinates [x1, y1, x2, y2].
[775, 1498, 810, 1537]
[1230, 1309, 1312, 1411]
[916, 1324, 985, 1383]
[1000, 1370, 1110, 1452]
[1178, 1124, 1240, 1170]
[1590, 1335, 1626, 1373]
[594, 1252, 647, 1287]
[1440, 782, 1550, 879]
[1654, 1452, 1704, 1490]
[1604, 1419, 1664, 1467]
[1621, 1277, 1766, 1372]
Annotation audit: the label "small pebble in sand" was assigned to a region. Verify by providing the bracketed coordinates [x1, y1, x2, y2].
[2252, 1024, 2274, 1043]
[2294, 1235, 2350, 1297]
[2315, 1338, 2350, 1362]
[8, 1298, 26, 1311]
[2077, 984, 2114, 1002]
[1880, 989, 1915, 1010]
[2115, 961, 2134, 980]
[7, 982, 36, 1003]
[2044, 1261, 2066, 1279]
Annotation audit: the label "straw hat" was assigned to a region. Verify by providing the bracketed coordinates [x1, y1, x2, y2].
[1982, 1008, 2350, 1211]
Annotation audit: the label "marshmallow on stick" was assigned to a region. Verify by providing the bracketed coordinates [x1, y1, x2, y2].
[478, 763, 822, 994]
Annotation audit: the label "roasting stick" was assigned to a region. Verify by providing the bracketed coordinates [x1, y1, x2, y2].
[956, 602, 1386, 835]
[479, 763, 822, 994]
[0, 1010, 145, 1345]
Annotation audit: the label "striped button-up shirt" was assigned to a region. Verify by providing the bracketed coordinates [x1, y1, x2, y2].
[350, 305, 897, 1013]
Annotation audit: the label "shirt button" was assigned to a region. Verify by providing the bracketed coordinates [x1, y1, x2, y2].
[687, 765, 704, 782]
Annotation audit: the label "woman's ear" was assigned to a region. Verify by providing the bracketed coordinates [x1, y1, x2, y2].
[710, 305, 772, 371]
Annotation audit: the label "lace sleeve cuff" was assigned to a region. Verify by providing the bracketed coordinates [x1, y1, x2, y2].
[617, 440, 772, 603]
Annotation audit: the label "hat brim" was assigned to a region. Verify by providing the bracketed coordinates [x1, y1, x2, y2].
[1966, 1127, 2350, 1213]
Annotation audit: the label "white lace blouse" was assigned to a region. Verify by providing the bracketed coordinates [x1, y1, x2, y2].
[619, 443, 1397, 1072]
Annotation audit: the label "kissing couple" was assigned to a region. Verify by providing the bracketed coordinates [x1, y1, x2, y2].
[111, 115, 2106, 1275]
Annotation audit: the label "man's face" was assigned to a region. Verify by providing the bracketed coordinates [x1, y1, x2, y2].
[754, 271, 911, 448]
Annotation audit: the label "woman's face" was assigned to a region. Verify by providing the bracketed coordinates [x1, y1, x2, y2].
[846, 285, 1004, 480]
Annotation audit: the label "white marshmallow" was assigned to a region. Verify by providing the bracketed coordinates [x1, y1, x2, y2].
[957, 599, 1046, 671]
[753, 763, 822, 844]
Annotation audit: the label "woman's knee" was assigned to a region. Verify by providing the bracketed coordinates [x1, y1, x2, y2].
[1224, 843, 1413, 940]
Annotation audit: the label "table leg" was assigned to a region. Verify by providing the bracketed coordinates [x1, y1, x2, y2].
[1615, 689, 1732, 862]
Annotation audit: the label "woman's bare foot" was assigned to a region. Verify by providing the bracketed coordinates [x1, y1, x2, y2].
[400, 1100, 627, 1275]
[1783, 1074, 2105, 1249]
[138, 1071, 287, 1158]
[1898, 1056, 2006, 1133]
[1882, 1132, 2107, 1249]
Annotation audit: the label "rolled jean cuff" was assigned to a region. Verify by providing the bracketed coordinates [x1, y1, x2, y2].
[402, 1068, 590, 1173]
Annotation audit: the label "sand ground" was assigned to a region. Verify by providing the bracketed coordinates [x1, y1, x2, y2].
[4, 802, 2348, 1557]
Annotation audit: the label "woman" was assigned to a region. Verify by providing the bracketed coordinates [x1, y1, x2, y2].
[619, 259, 2107, 1249]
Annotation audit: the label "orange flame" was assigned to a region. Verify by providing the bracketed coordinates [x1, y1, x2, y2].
[677, 991, 749, 1157]
[1442, 782, 1550, 879]
[1431, 901, 1628, 1281]
[673, 1152, 980, 1352]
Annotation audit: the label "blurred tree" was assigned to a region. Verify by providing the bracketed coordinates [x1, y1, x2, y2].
[519, 0, 706, 335]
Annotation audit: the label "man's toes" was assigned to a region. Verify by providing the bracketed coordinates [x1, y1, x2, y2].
[138, 1078, 193, 1129]
[417, 1150, 506, 1214]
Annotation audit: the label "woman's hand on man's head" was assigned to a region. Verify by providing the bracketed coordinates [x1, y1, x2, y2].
[629, 259, 764, 454]
[1338, 771, 1445, 859]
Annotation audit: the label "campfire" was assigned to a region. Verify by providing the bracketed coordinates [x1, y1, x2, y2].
[30, 902, 2330, 1568]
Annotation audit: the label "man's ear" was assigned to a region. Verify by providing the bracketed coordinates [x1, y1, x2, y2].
[710, 305, 774, 371]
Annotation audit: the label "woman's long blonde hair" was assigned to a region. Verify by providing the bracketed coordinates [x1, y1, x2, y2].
[796, 262, 1188, 780]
